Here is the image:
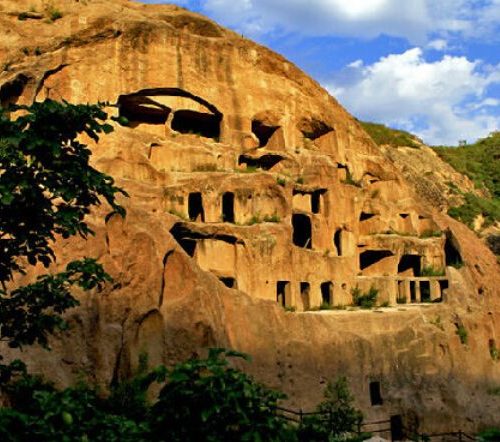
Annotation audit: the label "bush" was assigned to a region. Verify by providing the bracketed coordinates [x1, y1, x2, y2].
[360, 121, 420, 149]
[421, 265, 445, 276]
[478, 428, 500, 441]
[455, 325, 468, 345]
[352, 286, 378, 309]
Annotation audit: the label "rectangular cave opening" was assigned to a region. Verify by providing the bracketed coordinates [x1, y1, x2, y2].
[390, 415, 405, 441]
[222, 192, 235, 223]
[445, 234, 463, 267]
[398, 254, 421, 276]
[171, 110, 221, 139]
[300, 282, 310, 310]
[439, 279, 449, 294]
[277, 281, 290, 307]
[321, 282, 333, 305]
[420, 280, 431, 302]
[292, 214, 312, 249]
[369, 381, 383, 406]
[311, 191, 321, 214]
[410, 281, 417, 303]
[219, 277, 237, 289]
[359, 250, 393, 271]
[188, 192, 205, 222]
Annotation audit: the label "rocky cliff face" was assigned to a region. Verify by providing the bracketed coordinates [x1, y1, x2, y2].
[1, 0, 499, 433]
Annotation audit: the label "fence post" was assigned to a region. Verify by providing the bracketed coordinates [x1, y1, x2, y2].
[458, 430, 463, 442]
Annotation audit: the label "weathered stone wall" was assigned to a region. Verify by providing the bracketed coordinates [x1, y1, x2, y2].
[1, 0, 499, 433]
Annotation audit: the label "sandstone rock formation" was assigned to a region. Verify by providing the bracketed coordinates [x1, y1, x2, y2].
[1, 0, 499, 434]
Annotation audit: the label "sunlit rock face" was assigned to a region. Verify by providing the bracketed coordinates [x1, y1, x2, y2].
[1, 0, 499, 433]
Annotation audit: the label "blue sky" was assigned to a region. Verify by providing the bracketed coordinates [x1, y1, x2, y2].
[141, 0, 499, 145]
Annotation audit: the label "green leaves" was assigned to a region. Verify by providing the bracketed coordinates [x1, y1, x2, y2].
[0, 100, 127, 284]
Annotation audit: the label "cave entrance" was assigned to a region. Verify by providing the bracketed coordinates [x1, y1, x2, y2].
[222, 192, 235, 223]
[360, 212, 376, 221]
[311, 190, 324, 214]
[321, 282, 333, 305]
[252, 119, 280, 147]
[334, 229, 343, 256]
[445, 233, 463, 267]
[410, 281, 417, 303]
[398, 255, 421, 276]
[297, 116, 333, 140]
[172, 110, 221, 139]
[238, 154, 283, 171]
[420, 280, 431, 302]
[277, 281, 291, 307]
[369, 381, 383, 406]
[188, 192, 205, 222]
[178, 238, 197, 257]
[292, 214, 312, 249]
[219, 277, 237, 289]
[0, 74, 29, 109]
[359, 250, 393, 271]
[300, 282, 310, 310]
[439, 279, 449, 295]
[118, 95, 171, 126]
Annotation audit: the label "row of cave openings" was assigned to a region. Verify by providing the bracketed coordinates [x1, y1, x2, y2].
[186, 190, 346, 255]
[276, 280, 334, 310]
[359, 234, 462, 277]
[118, 88, 335, 148]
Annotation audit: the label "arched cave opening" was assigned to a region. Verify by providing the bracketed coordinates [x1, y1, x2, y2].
[359, 250, 394, 270]
[0, 74, 29, 109]
[252, 119, 280, 147]
[321, 282, 333, 305]
[188, 192, 205, 222]
[292, 214, 312, 249]
[172, 110, 221, 139]
[118, 95, 171, 126]
[445, 233, 463, 267]
[222, 192, 235, 223]
[297, 116, 333, 140]
[398, 254, 421, 276]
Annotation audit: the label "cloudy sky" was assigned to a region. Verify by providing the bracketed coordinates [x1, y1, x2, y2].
[142, 0, 499, 145]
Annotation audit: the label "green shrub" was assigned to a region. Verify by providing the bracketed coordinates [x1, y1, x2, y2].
[396, 296, 407, 304]
[351, 286, 378, 309]
[263, 214, 281, 223]
[478, 428, 500, 441]
[455, 325, 468, 345]
[276, 176, 287, 187]
[420, 230, 442, 238]
[319, 301, 333, 310]
[360, 121, 421, 148]
[421, 265, 445, 276]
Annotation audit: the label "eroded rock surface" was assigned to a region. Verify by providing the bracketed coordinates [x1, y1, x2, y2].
[1, 0, 499, 433]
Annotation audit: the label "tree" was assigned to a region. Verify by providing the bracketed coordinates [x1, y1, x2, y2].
[298, 377, 363, 442]
[150, 348, 294, 442]
[0, 99, 126, 382]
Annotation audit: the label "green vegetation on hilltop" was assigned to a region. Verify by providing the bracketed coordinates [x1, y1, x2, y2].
[359, 121, 421, 149]
[433, 132, 500, 228]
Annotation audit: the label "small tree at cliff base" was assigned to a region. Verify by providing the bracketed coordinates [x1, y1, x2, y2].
[0, 99, 126, 382]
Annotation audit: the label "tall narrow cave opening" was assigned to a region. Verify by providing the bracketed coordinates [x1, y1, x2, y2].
[410, 281, 417, 303]
[252, 119, 279, 147]
[334, 229, 343, 256]
[359, 250, 393, 270]
[439, 280, 449, 294]
[172, 110, 221, 139]
[420, 280, 431, 302]
[222, 192, 235, 223]
[219, 277, 237, 289]
[188, 192, 205, 222]
[398, 255, 421, 276]
[118, 95, 171, 126]
[292, 214, 312, 249]
[277, 281, 290, 307]
[321, 282, 333, 305]
[445, 233, 463, 267]
[369, 381, 383, 406]
[311, 191, 322, 214]
[300, 282, 310, 310]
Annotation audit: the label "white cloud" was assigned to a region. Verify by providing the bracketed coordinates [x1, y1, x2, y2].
[427, 39, 448, 51]
[199, 0, 500, 43]
[326, 48, 499, 144]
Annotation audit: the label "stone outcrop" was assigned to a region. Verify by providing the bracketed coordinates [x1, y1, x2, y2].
[1, 0, 499, 434]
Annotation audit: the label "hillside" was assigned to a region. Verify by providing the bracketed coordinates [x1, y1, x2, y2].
[0, 0, 499, 435]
